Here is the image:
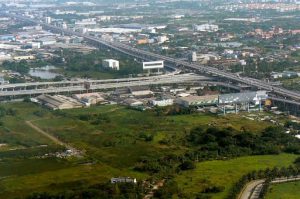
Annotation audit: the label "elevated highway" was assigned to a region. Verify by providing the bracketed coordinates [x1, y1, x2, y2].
[0, 73, 206, 97]
[3, 13, 300, 102]
[0, 72, 204, 91]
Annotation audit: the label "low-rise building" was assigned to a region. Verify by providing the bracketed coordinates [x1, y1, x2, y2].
[176, 95, 219, 107]
[37, 95, 83, 110]
[150, 98, 174, 107]
[102, 59, 119, 70]
[38, 37, 57, 46]
[193, 24, 219, 32]
[129, 86, 153, 98]
[13, 55, 35, 61]
[72, 93, 105, 105]
[218, 91, 268, 105]
[157, 35, 169, 43]
[123, 98, 143, 107]
[271, 71, 300, 79]
[111, 177, 137, 184]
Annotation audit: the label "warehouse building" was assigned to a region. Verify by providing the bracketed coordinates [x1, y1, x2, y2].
[37, 94, 83, 110]
[123, 98, 143, 107]
[218, 91, 268, 105]
[129, 86, 153, 98]
[176, 95, 219, 107]
[72, 93, 105, 105]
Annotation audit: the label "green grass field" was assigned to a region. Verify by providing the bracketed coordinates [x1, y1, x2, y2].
[0, 102, 297, 198]
[0, 162, 147, 198]
[175, 154, 298, 199]
[266, 181, 300, 199]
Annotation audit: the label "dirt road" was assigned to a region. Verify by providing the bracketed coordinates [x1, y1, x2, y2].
[26, 120, 67, 147]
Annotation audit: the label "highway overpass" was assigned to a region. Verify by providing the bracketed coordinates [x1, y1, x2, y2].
[0, 73, 207, 97]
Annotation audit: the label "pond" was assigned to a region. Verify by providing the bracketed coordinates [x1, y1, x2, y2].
[29, 65, 61, 80]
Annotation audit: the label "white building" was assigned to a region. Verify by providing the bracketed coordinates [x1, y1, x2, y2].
[111, 177, 137, 184]
[29, 42, 41, 49]
[62, 22, 68, 29]
[190, 52, 219, 64]
[193, 24, 219, 32]
[72, 93, 104, 105]
[151, 98, 174, 107]
[239, 60, 247, 66]
[75, 18, 97, 26]
[102, 59, 119, 70]
[0, 52, 12, 62]
[45, 17, 52, 24]
[13, 55, 35, 61]
[157, 35, 169, 43]
[38, 37, 57, 46]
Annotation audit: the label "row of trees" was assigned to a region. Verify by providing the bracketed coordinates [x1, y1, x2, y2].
[2, 60, 30, 74]
[186, 126, 300, 158]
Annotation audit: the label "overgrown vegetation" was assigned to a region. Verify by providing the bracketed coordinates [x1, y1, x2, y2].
[0, 102, 299, 199]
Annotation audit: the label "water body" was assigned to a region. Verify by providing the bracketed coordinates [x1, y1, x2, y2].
[29, 65, 61, 80]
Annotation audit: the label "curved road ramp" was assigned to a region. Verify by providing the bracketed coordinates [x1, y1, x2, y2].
[239, 176, 300, 199]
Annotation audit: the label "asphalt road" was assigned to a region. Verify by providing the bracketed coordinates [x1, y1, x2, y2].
[238, 179, 265, 199]
[239, 176, 300, 199]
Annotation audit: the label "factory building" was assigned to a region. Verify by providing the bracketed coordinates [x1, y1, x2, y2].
[37, 95, 83, 110]
[129, 86, 153, 98]
[72, 93, 105, 106]
[176, 95, 219, 107]
[123, 98, 143, 107]
[102, 59, 120, 70]
[218, 91, 268, 113]
[37, 37, 57, 46]
[175, 91, 268, 113]
[218, 91, 268, 105]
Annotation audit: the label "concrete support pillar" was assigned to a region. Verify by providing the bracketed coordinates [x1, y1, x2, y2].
[259, 100, 262, 112]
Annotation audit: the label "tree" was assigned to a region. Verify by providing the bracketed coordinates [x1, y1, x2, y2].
[178, 160, 196, 170]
